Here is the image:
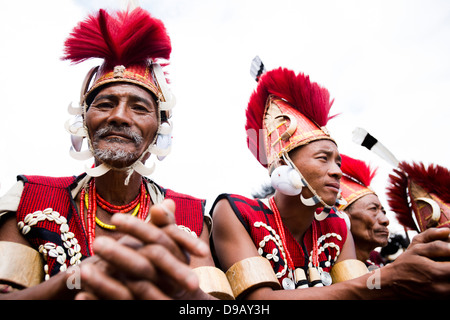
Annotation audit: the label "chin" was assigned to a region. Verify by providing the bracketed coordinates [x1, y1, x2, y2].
[320, 195, 338, 207]
[94, 150, 140, 169]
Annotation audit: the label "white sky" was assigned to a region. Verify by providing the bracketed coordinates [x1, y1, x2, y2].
[0, 0, 449, 235]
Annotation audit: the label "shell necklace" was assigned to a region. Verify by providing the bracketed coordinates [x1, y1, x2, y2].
[269, 196, 331, 289]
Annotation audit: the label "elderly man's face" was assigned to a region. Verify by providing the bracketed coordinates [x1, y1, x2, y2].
[346, 193, 390, 249]
[85, 83, 159, 168]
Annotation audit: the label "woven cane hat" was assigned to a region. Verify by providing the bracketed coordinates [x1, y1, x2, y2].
[338, 154, 377, 211]
[62, 7, 175, 179]
[246, 67, 336, 173]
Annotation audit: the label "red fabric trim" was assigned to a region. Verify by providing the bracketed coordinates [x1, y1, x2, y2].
[163, 188, 205, 237]
[217, 194, 347, 285]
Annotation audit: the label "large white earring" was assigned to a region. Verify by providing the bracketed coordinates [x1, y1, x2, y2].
[270, 165, 305, 196]
[148, 121, 173, 161]
[301, 194, 321, 206]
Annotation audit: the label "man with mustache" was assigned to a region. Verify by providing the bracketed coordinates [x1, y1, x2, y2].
[338, 154, 390, 267]
[0, 7, 227, 300]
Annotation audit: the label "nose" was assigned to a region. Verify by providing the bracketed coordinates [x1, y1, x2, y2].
[378, 211, 390, 227]
[329, 161, 343, 180]
[107, 101, 131, 126]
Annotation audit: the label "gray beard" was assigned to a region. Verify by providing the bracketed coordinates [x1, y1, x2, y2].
[92, 125, 144, 165]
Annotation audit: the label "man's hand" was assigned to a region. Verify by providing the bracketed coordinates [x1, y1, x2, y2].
[75, 199, 210, 300]
[387, 227, 450, 298]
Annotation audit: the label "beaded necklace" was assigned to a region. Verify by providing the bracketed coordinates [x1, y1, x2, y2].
[80, 178, 150, 254]
[269, 196, 326, 289]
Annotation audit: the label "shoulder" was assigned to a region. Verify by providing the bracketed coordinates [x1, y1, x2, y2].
[211, 193, 263, 213]
[163, 188, 206, 204]
[18, 175, 78, 188]
[210, 193, 270, 232]
[0, 181, 25, 218]
[0, 175, 80, 216]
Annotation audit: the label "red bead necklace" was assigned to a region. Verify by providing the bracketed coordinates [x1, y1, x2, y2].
[269, 196, 320, 288]
[80, 178, 150, 255]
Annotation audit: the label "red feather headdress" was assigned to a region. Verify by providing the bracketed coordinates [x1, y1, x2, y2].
[386, 162, 450, 231]
[245, 67, 336, 170]
[338, 154, 378, 211]
[62, 7, 171, 105]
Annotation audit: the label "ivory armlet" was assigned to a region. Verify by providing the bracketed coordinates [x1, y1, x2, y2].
[225, 256, 280, 299]
[330, 259, 369, 283]
[0, 241, 44, 289]
[193, 266, 235, 300]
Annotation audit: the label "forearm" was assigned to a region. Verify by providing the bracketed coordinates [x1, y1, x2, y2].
[247, 266, 398, 300]
[0, 271, 79, 300]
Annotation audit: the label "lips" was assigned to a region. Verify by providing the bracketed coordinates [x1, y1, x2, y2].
[326, 181, 340, 192]
[375, 228, 389, 237]
[102, 131, 133, 141]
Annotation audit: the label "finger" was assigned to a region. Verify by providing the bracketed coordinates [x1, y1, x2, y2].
[125, 279, 172, 300]
[93, 236, 158, 281]
[412, 228, 450, 245]
[138, 244, 200, 292]
[80, 263, 133, 300]
[75, 291, 99, 300]
[150, 199, 176, 227]
[111, 214, 188, 262]
[412, 240, 450, 260]
[163, 224, 210, 258]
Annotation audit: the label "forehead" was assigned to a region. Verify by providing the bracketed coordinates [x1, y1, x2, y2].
[91, 83, 157, 105]
[354, 193, 381, 208]
[290, 139, 339, 158]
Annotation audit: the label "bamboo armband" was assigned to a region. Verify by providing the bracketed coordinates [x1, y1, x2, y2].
[0, 241, 44, 289]
[330, 259, 369, 283]
[225, 256, 280, 299]
[193, 266, 235, 300]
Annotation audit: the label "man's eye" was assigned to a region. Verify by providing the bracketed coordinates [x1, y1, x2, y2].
[93, 102, 113, 109]
[132, 105, 149, 112]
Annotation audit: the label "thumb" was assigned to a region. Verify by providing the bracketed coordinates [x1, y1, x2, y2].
[150, 199, 176, 227]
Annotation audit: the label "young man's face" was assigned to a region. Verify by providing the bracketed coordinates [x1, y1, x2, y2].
[85, 83, 159, 168]
[289, 140, 342, 207]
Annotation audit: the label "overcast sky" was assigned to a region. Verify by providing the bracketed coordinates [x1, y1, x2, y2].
[1, 0, 449, 235]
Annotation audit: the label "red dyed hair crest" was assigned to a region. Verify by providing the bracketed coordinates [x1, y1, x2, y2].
[338, 154, 377, 211]
[387, 162, 450, 231]
[245, 67, 336, 169]
[62, 7, 172, 104]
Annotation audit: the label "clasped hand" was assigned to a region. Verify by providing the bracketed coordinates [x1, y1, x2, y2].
[75, 199, 210, 300]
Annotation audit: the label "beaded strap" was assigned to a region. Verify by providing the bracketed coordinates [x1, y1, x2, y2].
[17, 208, 83, 281]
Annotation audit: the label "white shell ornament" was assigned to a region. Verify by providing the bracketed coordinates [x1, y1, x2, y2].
[271, 165, 302, 196]
[282, 277, 296, 290]
[320, 271, 333, 286]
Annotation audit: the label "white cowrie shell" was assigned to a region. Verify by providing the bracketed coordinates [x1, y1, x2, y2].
[57, 255, 66, 265]
[48, 249, 58, 258]
[44, 243, 56, 250]
[60, 224, 69, 233]
[22, 225, 31, 235]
